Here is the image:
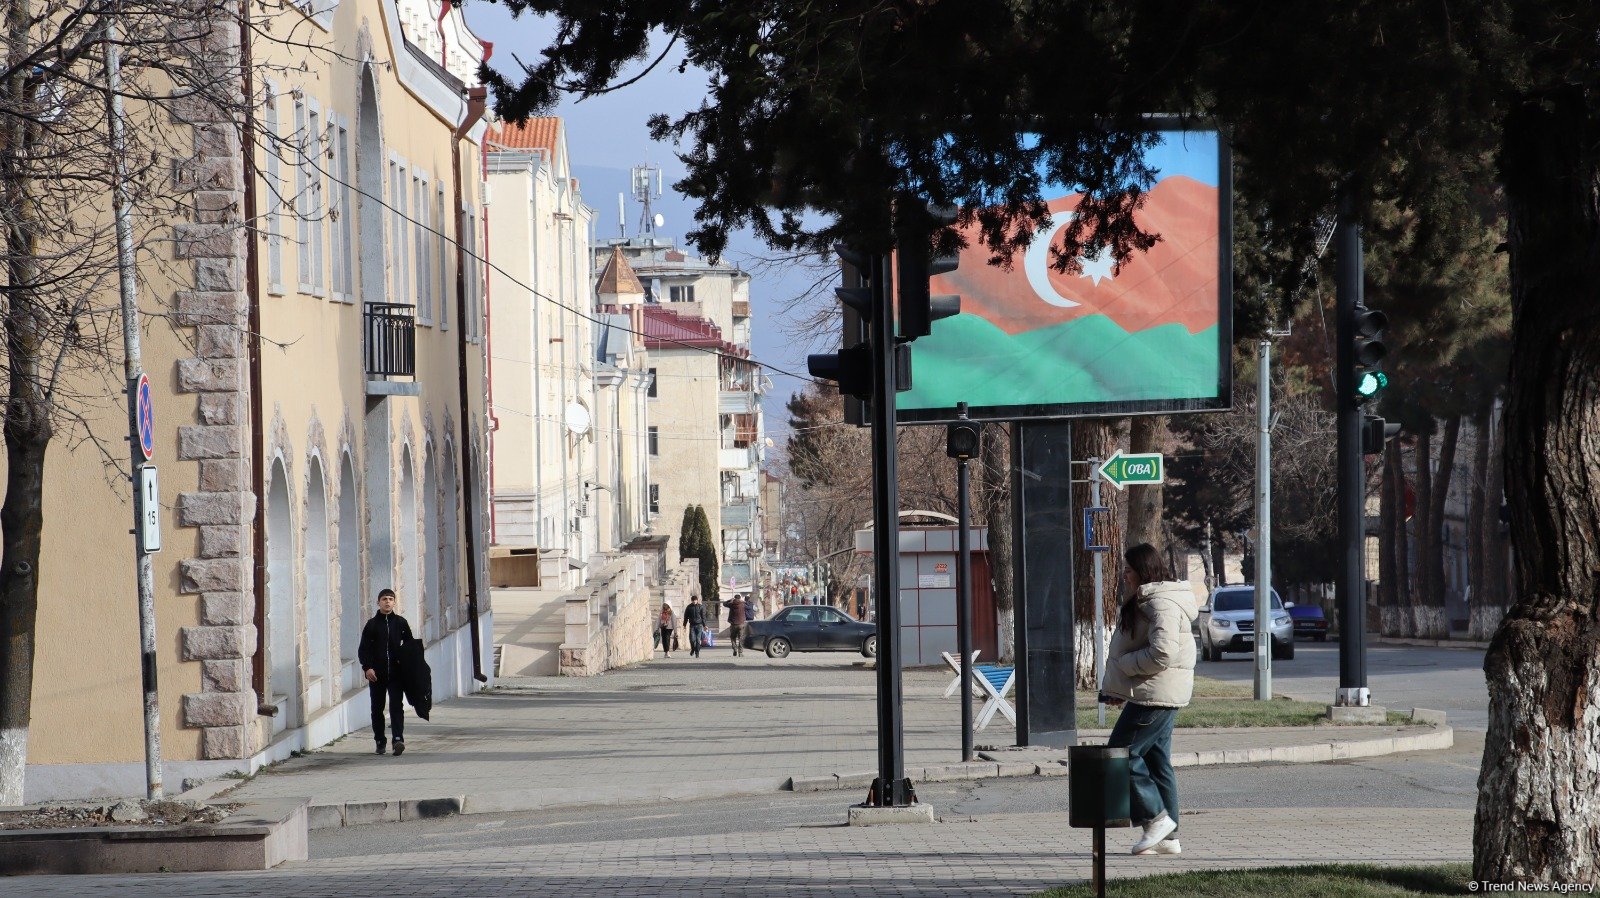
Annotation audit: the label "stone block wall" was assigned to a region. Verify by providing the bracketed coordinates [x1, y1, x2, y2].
[557, 553, 659, 676]
[170, 6, 257, 760]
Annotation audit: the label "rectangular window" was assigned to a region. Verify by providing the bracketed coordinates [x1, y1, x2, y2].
[648, 484, 660, 515]
[264, 84, 283, 293]
[397, 162, 410, 306]
[669, 284, 695, 303]
[436, 184, 449, 329]
[465, 207, 481, 342]
[327, 118, 344, 300]
[335, 122, 354, 300]
[647, 368, 658, 398]
[307, 104, 325, 295]
[388, 158, 399, 300]
[415, 174, 431, 324]
[293, 98, 310, 291]
[648, 426, 659, 456]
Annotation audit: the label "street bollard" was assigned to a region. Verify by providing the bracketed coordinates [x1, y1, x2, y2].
[1069, 745, 1132, 898]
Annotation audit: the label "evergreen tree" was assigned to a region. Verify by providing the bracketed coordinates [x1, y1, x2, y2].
[678, 505, 700, 562]
[691, 505, 720, 607]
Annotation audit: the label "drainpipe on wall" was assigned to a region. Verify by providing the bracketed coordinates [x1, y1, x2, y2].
[239, 0, 270, 711]
[453, 86, 489, 683]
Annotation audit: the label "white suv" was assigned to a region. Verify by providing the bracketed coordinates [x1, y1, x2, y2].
[1196, 586, 1295, 662]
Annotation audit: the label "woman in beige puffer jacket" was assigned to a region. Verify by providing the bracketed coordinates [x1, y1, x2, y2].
[1100, 543, 1199, 857]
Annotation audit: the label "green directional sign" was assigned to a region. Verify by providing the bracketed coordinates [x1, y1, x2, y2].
[1098, 452, 1165, 490]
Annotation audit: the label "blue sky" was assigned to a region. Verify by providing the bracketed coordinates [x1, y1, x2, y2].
[461, 5, 817, 435]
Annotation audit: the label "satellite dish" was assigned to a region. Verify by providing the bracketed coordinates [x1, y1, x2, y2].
[653, 213, 665, 230]
[564, 401, 592, 436]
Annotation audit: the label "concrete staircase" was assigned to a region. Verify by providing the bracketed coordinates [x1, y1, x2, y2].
[491, 586, 569, 677]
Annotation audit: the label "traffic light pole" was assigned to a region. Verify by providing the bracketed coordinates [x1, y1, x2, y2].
[866, 253, 911, 807]
[955, 404, 975, 763]
[1334, 189, 1370, 707]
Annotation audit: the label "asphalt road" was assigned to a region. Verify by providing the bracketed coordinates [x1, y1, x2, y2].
[1196, 640, 1490, 730]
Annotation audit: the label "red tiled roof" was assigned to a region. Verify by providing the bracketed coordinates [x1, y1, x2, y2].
[640, 305, 746, 356]
[487, 117, 561, 153]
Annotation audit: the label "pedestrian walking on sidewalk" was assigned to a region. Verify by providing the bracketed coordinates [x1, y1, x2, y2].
[358, 588, 416, 756]
[726, 593, 748, 656]
[1100, 543, 1198, 857]
[658, 602, 678, 658]
[685, 594, 707, 658]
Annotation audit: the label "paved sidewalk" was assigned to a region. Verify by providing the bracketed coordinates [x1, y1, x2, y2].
[219, 652, 1447, 822]
[8, 806, 1473, 896]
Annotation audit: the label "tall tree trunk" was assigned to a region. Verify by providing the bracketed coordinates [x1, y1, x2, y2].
[1467, 408, 1491, 640]
[1072, 419, 1121, 689]
[980, 422, 1015, 662]
[0, 11, 48, 803]
[1379, 439, 1401, 637]
[1483, 399, 1511, 625]
[1413, 428, 1433, 637]
[1395, 442, 1413, 620]
[1126, 415, 1166, 556]
[1208, 523, 1227, 588]
[1475, 87, 1600, 884]
[1423, 416, 1461, 638]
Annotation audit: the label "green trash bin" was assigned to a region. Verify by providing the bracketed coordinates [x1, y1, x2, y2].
[1069, 745, 1132, 829]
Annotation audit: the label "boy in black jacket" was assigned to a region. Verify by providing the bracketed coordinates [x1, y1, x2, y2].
[358, 589, 414, 755]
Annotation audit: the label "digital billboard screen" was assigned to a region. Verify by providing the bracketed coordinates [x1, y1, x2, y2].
[897, 126, 1231, 424]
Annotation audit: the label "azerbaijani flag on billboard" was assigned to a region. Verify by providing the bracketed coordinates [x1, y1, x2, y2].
[898, 127, 1231, 424]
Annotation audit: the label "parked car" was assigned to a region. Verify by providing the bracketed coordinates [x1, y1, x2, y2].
[744, 605, 877, 659]
[1196, 586, 1295, 662]
[1287, 602, 1329, 641]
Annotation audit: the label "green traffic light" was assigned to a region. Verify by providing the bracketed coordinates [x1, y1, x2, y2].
[1357, 370, 1389, 398]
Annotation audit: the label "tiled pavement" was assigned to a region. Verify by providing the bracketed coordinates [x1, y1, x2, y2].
[9, 806, 1473, 896]
[221, 652, 1442, 815]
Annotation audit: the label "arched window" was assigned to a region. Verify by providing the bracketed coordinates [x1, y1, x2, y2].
[338, 453, 362, 695]
[266, 459, 299, 733]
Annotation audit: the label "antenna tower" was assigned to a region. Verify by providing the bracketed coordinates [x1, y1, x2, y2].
[631, 163, 664, 237]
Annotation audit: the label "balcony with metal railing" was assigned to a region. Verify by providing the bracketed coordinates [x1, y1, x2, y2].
[365, 302, 420, 396]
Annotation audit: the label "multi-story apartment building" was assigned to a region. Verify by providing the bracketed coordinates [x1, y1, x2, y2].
[594, 238, 769, 605]
[18, 0, 495, 801]
[484, 119, 651, 576]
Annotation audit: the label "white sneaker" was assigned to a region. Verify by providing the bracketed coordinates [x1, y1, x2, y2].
[1131, 814, 1178, 854]
[1135, 838, 1181, 856]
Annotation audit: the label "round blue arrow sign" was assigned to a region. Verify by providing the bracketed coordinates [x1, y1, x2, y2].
[136, 374, 155, 461]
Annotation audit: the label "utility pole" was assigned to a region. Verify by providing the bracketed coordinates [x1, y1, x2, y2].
[1254, 338, 1273, 701]
[1334, 187, 1370, 708]
[103, 8, 163, 799]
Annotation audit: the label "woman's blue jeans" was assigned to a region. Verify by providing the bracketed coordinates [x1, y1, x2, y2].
[1106, 702, 1179, 831]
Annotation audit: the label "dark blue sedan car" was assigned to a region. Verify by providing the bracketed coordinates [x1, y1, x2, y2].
[1288, 603, 1329, 641]
[744, 605, 878, 659]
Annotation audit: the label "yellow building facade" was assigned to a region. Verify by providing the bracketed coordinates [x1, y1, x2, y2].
[23, 0, 495, 801]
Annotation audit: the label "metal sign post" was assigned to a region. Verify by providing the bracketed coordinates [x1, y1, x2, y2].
[105, 17, 163, 800]
[1088, 461, 1108, 727]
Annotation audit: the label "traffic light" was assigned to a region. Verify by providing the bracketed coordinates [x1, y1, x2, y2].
[896, 205, 961, 340]
[1351, 304, 1389, 405]
[1361, 414, 1401, 455]
[808, 244, 880, 401]
[946, 420, 981, 459]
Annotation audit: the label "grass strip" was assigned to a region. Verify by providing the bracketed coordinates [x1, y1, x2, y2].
[1037, 862, 1472, 897]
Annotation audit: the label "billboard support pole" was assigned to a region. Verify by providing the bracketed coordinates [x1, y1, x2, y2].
[1010, 422, 1030, 745]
